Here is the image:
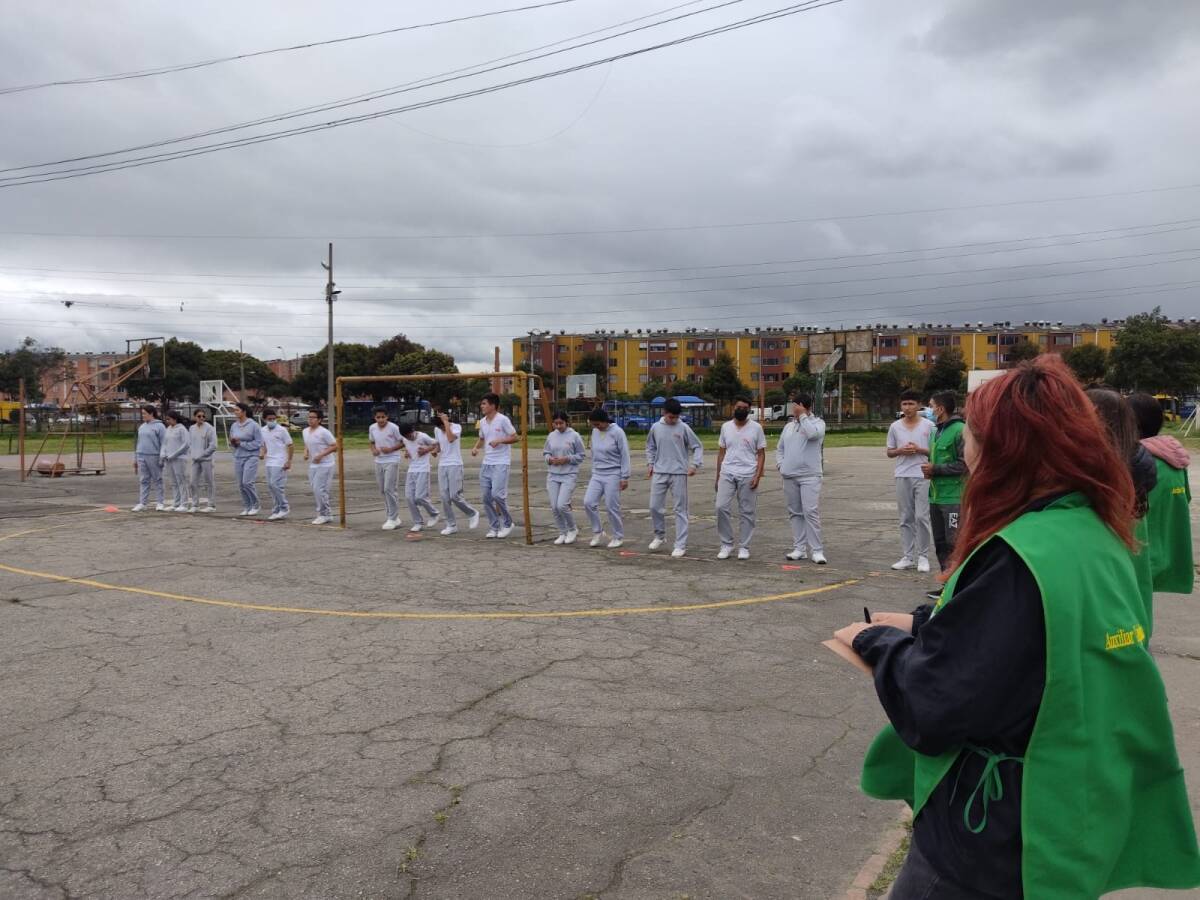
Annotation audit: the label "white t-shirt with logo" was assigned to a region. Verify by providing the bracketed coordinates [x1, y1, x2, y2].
[261, 423, 294, 466]
[303, 426, 336, 469]
[401, 432, 437, 474]
[435, 423, 464, 467]
[718, 419, 767, 479]
[478, 413, 516, 466]
[369, 421, 402, 465]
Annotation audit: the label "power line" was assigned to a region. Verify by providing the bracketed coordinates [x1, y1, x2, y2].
[0, 0, 586, 96]
[0, 0, 739, 176]
[0, 1, 844, 187]
[3, 216, 1199, 279]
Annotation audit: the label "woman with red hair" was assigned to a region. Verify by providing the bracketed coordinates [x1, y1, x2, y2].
[833, 354, 1199, 898]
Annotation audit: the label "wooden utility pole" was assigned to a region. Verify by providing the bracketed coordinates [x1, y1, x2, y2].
[322, 243, 337, 433]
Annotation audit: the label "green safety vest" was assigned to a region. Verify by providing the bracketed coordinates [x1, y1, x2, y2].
[860, 493, 1200, 898]
[1146, 459, 1194, 595]
[1132, 517, 1155, 640]
[928, 419, 966, 505]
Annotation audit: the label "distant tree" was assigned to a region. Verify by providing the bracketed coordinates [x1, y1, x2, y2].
[849, 359, 925, 420]
[381, 349, 461, 407]
[670, 379, 705, 398]
[121, 337, 205, 403]
[702, 353, 749, 409]
[290, 342, 377, 404]
[0, 337, 65, 403]
[573, 353, 608, 381]
[924, 348, 967, 394]
[371, 334, 423, 374]
[764, 388, 788, 407]
[1062, 344, 1109, 385]
[796, 350, 811, 373]
[1007, 340, 1042, 363]
[1109, 308, 1200, 396]
[640, 379, 667, 401]
[201, 349, 285, 400]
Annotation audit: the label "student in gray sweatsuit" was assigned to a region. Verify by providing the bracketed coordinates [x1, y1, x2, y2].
[159, 409, 191, 511]
[645, 398, 703, 556]
[584, 407, 631, 548]
[775, 392, 827, 563]
[188, 408, 218, 512]
[543, 411, 586, 544]
[132, 404, 166, 511]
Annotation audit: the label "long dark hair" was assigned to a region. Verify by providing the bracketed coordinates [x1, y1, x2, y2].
[1087, 388, 1150, 518]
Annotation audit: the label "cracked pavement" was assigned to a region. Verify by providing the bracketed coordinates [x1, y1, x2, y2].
[0, 448, 1196, 899]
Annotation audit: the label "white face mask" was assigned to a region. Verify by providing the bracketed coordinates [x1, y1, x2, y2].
[266, 421, 277, 429]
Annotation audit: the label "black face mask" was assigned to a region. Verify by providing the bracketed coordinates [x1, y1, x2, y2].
[733, 408, 749, 421]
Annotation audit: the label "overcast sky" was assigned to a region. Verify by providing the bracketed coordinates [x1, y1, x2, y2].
[2, 0, 1198, 371]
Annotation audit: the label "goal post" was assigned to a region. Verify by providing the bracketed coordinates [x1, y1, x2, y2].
[334, 371, 552, 545]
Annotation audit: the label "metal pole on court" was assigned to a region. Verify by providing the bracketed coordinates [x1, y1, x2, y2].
[335, 378, 347, 528]
[520, 373, 532, 546]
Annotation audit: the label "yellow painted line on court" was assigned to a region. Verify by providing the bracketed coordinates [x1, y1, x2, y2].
[0, 560, 859, 620]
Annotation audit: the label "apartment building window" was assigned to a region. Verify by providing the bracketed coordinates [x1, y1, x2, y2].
[519, 343, 529, 351]
[987, 352, 997, 361]
[639, 374, 649, 383]
[705, 341, 715, 351]
[750, 372, 759, 381]
[999, 334, 1021, 346]
[952, 336, 961, 345]
[917, 354, 926, 363]
[639, 359, 647, 367]
[595, 342, 605, 351]
[917, 337, 927, 346]
[750, 340, 759, 349]
[987, 335, 998, 345]
[650, 360, 667, 369]
[900, 338, 909, 347]
[764, 341, 776, 350]
[781, 340, 790, 349]
[669, 342, 678, 349]
[609, 358, 618, 366]
[649, 342, 668, 351]
[879, 354, 898, 363]
[878, 337, 898, 348]
[718, 340, 727, 349]
[667, 374, 677, 382]
[699, 358, 713, 368]
[763, 373, 779, 383]
[686, 357, 696, 366]
[557, 360, 568, 369]
[608, 375, 617, 384]
[686, 341, 695, 350]
[1054, 335, 1073, 346]
[638, 342, 647, 350]
[1038, 335, 1048, 344]
[750, 356, 760, 365]
[762, 357, 781, 366]
[932, 336, 950, 347]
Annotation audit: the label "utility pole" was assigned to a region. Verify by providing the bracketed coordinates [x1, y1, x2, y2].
[238, 340, 246, 398]
[321, 243, 339, 431]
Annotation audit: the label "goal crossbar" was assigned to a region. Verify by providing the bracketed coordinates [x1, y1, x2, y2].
[334, 371, 552, 544]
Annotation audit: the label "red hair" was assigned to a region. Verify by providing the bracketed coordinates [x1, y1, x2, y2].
[947, 354, 1136, 576]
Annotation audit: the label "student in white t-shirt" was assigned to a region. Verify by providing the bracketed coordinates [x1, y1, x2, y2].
[714, 396, 767, 560]
[258, 408, 294, 520]
[398, 421, 440, 533]
[886, 389, 935, 572]
[301, 409, 337, 525]
[470, 393, 518, 538]
[433, 411, 479, 536]
[368, 406, 404, 530]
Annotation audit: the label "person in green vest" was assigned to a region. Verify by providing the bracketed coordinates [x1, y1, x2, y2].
[830, 355, 1199, 899]
[1128, 392, 1194, 595]
[920, 390, 966, 599]
[1087, 388, 1158, 635]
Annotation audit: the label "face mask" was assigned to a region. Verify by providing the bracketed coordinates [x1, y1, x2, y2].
[734, 408, 749, 421]
[266, 421, 277, 429]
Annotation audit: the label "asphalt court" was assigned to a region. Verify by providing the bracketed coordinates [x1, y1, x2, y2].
[1, 447, 1196, 899]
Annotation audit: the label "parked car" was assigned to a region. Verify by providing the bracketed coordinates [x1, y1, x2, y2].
[289, 409, 312, 428]
[750, 405, 788, 422]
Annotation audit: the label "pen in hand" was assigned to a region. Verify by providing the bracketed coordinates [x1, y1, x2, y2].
[863, 606, 872, 624]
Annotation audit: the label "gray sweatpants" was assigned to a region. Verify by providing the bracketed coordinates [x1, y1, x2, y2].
[896, 476, 933, 561]
[649, 472, 690, 550]
[406, 469, 438, 525]
[547, 474, 578, 535]
[438, 466, 477, 527]
[190, 458, 215, 506]
[136, 454, 163, 505]
[375, 462, 401, 522]
[715, 473, 757, 550]
[584, 472, 624, 539]
[266, 465, 289, 515]
[782, 476, 823, 554]
[308, 466, 333, 518]
[480, 464, 512, 530]
[164, 457, 188, 508]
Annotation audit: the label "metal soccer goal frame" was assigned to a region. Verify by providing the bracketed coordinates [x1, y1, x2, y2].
[334, 372, 552, 545]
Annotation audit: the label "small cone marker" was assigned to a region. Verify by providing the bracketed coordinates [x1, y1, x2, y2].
[104, 505, 119, 512]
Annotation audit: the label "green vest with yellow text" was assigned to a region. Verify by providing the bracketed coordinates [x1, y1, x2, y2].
[1146, 459, 1194, 595]
[860, 493, 1200, 898]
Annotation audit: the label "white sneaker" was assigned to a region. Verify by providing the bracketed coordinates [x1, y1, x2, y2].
[440, 526, 458, 536]
[590, 533, 607, 547]
[200, 505, 215, 513]
[553, 534, 567, 545]
[173, 505, 189, 512]
[468, 511, 480, 530]
[737, 548, 750, 561]
[648, 537, 665, 551]
[892, 557, 916, 570]
[812, 551, 828, 565]
[267, 512, 284, 521]
[426, 513, 441, 529]
[670, 547, 686, 558]
[199, 498, 210, 508]
[497, 524, 513, 538]
[130, 503, 146, 512]
[717, 545, 733, 560]
[606, 538, 623, 549]
[312, 516, 331, 525]
[185, 504, 196, 513]
[917, 556, 931, 573]
[246, 507, 260, 517]
[564, 529, 578, 545]
[154, 502, 167, 512]
[485, 529, 498, 539]
[382, 519, 398, 531]
[238, 509, 251, 517]
[785, 548, 807, 561]
[410, 523, 423, 533]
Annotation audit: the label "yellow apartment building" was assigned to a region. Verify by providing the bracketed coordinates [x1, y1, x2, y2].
[512, 319, 1123, 401]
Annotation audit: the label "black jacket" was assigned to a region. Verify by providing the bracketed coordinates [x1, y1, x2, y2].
[853, 501, 1052, 898]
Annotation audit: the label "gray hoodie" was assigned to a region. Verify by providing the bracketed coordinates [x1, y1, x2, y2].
[775, 415, 825, 479]
[160, 423, 190, 461]
[543, 428, 585, 476]
[646, 418, 703, 475]
[135, 418, 166, 456]
[189, 422, 218, 462]
[590, 425, 631, 479]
